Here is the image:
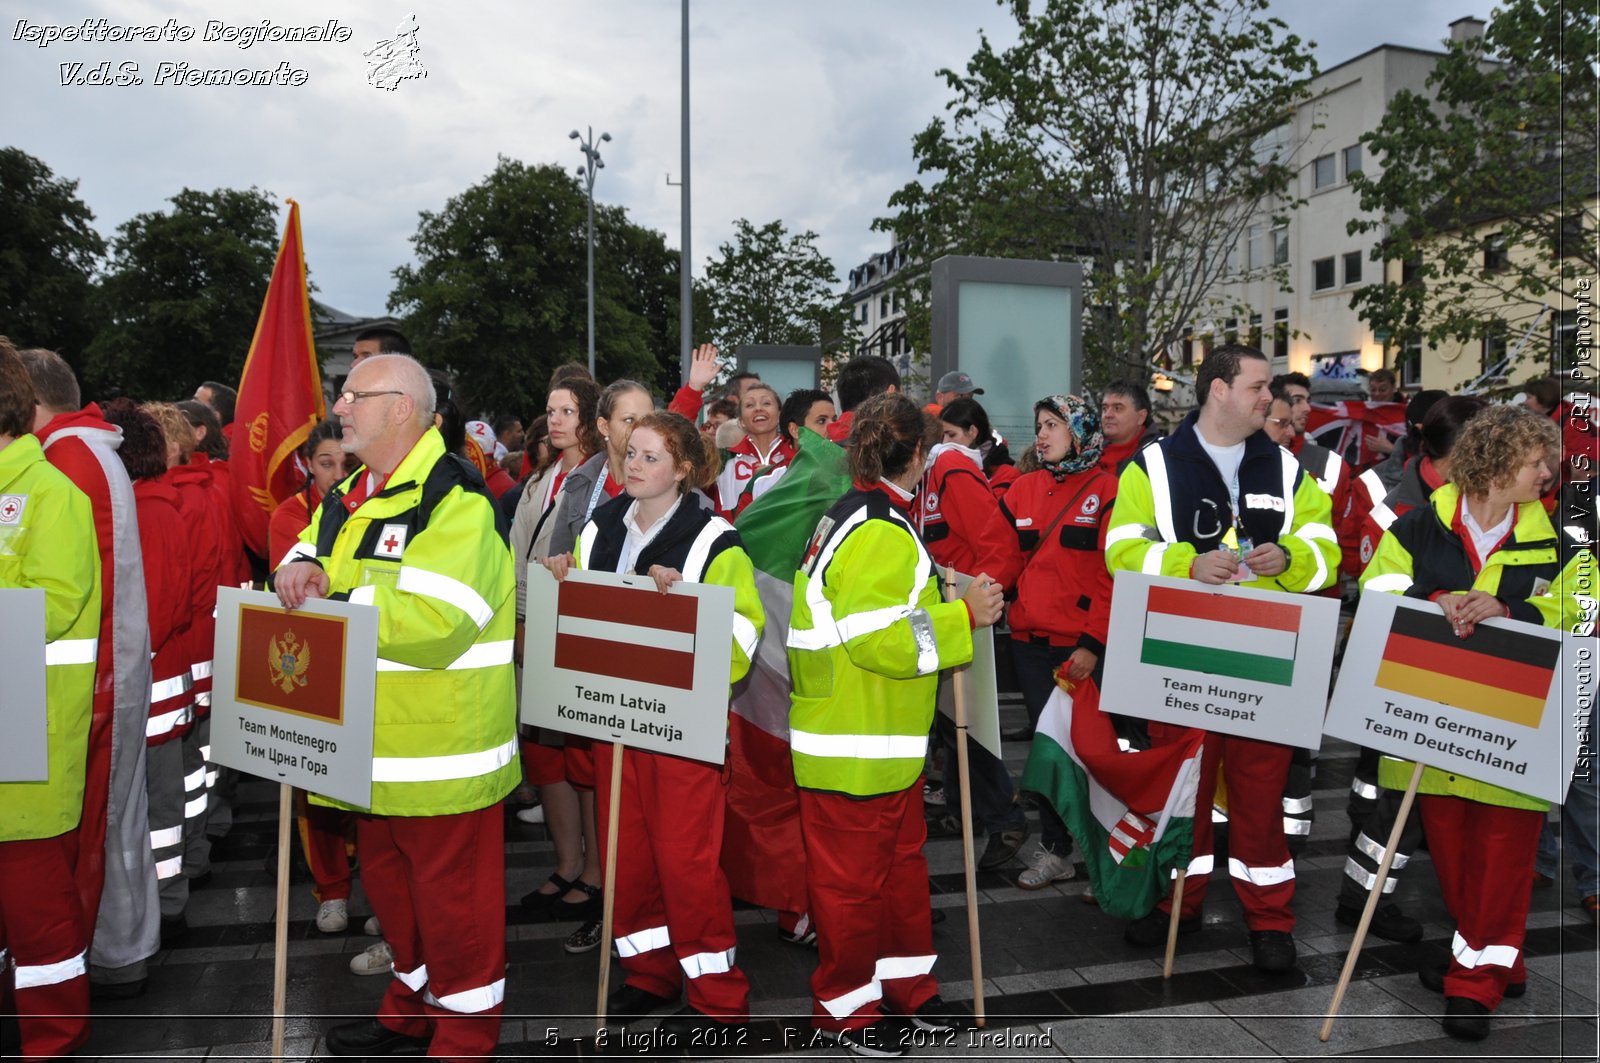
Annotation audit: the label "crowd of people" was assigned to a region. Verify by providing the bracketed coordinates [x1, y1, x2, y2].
[0, 324, 1593, 1061]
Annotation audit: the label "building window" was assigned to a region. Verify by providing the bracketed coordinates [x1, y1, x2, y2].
[1313, 154, 1336, 189]
[879, 295, 890, 316]
[1557, 213, 1585, 259]
[1224, 317, 1239, 345]
[1342, 144, 1363, 180]
[1313, 257, 1336, 291]
[1252, 122, 1291, 168]
[1343, 251, 1364, 286]
[1246, 225, 1265, 271]
[1481, 320, 1508, 375]
[1180, 327, 1194, 367]
[1555, 309, 1580, 364]
[1273, 308, 1289, 361]
[1272, 224, 1289, 266]
[1400, 336, 1423, 387]
[1484, 232, 1510, 273]
[1225, 237, 1240, 274]
[1248, 312, 1263, 350]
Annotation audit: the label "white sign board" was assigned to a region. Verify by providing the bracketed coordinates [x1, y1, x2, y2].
[1326, 591, 1576, 803]
[523, 566, 737, 765]
[937, 572, 1002, 758]
[210, 587, 379, 808]
[0, 589, 48, 782]
[1100, 571, 1341, 748]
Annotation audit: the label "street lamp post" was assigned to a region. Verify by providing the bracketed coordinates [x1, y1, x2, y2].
[571, 126, 611, 377]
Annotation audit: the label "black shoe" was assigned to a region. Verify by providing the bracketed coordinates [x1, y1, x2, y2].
[1442, 997, 1491, 1041]
[1418, 965, 1525, 999]
[1249, 930, 1297, 972]
[1124, 908, 1200, 947]
[520, 872, 575, 914]
[658, 1005, 748, 1041]
[817, 1020, 906, 1058]
[926, 813, 964, 838]
[607, 983, 677, 1024]
[552, 881, 602, 922]
[323, 1017, 430, 1056]
[929, 906, 946, 925]
[978, 825, 1029, 871]
[1334, 901, 1424, 943]
[910, 995, 967, 1032]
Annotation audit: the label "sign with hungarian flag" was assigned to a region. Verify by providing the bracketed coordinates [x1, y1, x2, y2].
[1020, 678, 1203, 919]
[1101, 572, 1341, 747]
[230, 200, 326, 561]
[1325, 591, 1576, 802]
[208, 588, 378, 807]
[523, 567, 737, 765]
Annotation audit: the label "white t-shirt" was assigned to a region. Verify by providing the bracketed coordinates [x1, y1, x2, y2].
[617, 495, 683, 575]
[1194, 427, 1247, 516]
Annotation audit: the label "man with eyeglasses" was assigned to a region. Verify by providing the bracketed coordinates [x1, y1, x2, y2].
[274, 354, 517, 1062]
[1273, 374, 1357, 582]
[1107, 345, 1338, 974]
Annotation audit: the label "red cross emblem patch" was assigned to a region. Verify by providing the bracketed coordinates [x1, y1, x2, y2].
[0, 494, 24, 525]
[374, 523, 408, 559]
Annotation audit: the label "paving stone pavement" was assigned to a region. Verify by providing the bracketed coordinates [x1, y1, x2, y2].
[58, 694, 1598, 1061]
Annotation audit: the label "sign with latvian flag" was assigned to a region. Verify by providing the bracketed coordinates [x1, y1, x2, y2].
[0, 589, 48, 782]
[209, 588, 379, 807]
[1101, 571, 1341, 748]
[1325, 591, 1575, 802]
[523, 566, 737, 765]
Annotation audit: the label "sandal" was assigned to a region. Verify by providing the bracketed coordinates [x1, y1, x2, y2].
[564, 919, 603, 954]
[553, 880, 603, 922]
[519, 872, 575, 914]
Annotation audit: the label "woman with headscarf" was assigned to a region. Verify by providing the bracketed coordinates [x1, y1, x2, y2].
[1002, 395, 1120, 890]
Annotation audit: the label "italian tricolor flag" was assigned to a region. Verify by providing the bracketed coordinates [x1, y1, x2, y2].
[1139, 585, 1303, 687]
[1021, 679, 1203, 919]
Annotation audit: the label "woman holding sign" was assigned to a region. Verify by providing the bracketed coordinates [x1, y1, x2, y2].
[1361, 404, 1566, 1042]
[543, 410, 764, 1038]
[788, 393, 1005, 1055]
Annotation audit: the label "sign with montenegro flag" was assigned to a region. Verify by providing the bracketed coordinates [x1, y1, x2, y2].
[230, 200, 325, 560]
[1325, 591, 1574, 802]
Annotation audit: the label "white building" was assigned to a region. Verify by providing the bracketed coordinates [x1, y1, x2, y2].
[844, 239, 917, 379]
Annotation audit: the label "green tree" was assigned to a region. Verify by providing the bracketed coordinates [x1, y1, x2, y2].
[698, 218, 854, 354]
[877, 0, 1317, 390]
[1347, 0, 1596, 382]
[0, 148, 106, 361]
[389, 156, 681, 420]
[85, 187, 279, 399]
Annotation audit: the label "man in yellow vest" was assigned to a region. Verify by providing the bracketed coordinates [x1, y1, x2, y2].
[0, 336, 102, 1059]
[274, 354, 518, 1062]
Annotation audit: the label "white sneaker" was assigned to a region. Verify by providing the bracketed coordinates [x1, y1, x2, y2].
[1016, 847, 1076, 890]
[363, 915, 381, 937]
[315, 898, 348, 933]
[350, 940, 394, 976]
[515, 805, 546, 825]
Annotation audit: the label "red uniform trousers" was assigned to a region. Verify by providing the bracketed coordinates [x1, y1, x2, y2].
[595, 744, 749, 1021]
[1419, 795, 1540, 1009]
[294, 790, 353, 903]
[798, 784, 938, 1032]
[1150, 723, 1297, 932]
[72, 683, 113, 937]
[357, 805, 506, 1062]
[519, 738, 566, 787]
[0, 830, 90, 1060]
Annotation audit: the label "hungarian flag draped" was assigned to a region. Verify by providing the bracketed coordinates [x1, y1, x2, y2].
[1305, 401, 1405, 468]
[231, 200, 325, 559]
[721, 428, 851, 913]
[1021, 679, 1203, 919]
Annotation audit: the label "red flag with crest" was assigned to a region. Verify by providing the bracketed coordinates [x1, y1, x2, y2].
[231, 200, 325, 560]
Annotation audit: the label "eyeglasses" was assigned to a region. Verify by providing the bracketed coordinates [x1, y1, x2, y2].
[1266, 416, 1294, 428]
[338, 390, 404, 406]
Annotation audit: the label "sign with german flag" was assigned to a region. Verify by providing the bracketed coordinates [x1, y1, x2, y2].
[1325, 591, 1573, 802]
[1101, 572, 1341, 747]
[0, 589, 47, 783]
[209, 588, 379, 807]
[522, 566, 737, 765]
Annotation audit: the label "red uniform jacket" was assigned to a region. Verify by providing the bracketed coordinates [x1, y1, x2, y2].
[133, 479, 196, 745]
[1001, 466, 1118, 654]
[916, 445, 1022, 593]
[165, 463, 225, 716]
[189, 452, 251, 587]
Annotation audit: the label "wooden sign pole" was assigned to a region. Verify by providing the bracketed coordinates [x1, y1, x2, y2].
[270, 783, 292, 1060]
[1162, 871, 1188, 979]
[943, 569, 986, 1028]
[595, 742, 626, 1042]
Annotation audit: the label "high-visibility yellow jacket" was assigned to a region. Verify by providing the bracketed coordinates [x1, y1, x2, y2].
[1365, 483, 1569, 811]
[787, 485, 973, 797]
[285, 429, 519, 816]
[0, 435, 101, 841]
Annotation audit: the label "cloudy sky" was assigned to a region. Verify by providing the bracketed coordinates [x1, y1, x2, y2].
[3, 0, 1472, 319]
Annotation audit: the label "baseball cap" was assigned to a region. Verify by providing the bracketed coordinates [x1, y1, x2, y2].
[937, 371, 983, 396]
